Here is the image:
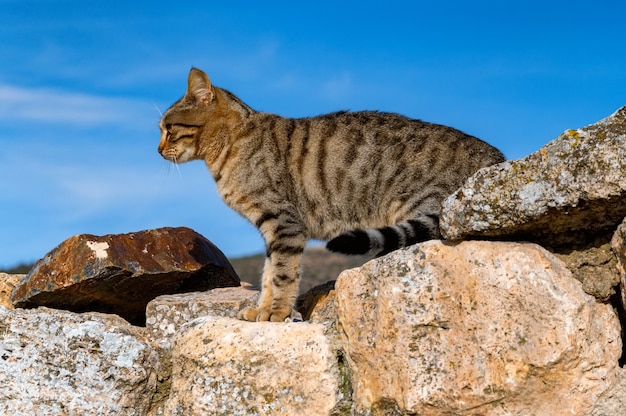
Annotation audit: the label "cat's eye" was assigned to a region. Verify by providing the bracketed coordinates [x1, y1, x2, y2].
[173, 135, 193, 143]
[163, 122, 196, 143]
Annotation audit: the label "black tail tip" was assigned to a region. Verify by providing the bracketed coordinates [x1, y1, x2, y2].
[326, 231, 370, 255]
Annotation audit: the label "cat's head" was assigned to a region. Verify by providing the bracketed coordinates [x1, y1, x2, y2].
[158, 68, 214, 164]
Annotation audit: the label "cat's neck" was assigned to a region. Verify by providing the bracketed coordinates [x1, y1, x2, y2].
[214, 87, 255, 120]
[198, 87, 255, 164]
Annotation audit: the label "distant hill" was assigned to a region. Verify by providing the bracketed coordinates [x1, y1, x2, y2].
[1, 247, 372, 294]
[229, 246, 373, 293]
[0, 263, 32, 274]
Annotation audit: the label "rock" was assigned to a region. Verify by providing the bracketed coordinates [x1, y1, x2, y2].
[591, 367, 626, 416]
[296, 280, 343, 345]
[0, 306, 158, 415]
[145, 285, 259, 415]
[296, 280, 337, 322]
[335, 241, 621, 415]
[610, 218, 626, 312]
[10, 227, 240, 325]
[441, 105, 626, 248]
[164, 316, 340, 416]
[295, 281, 357, 414]
[146, 284, 259, 352]
[0, 273, 24, 308]
[553, 242, 620, 301]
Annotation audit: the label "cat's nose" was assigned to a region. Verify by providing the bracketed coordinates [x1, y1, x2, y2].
[158, 140, 165, 154]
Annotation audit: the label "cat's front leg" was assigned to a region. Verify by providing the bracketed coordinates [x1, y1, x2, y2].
[238, 214, 306, 322]
[238, 257, 276, 321]
[238, 246, 304, 322]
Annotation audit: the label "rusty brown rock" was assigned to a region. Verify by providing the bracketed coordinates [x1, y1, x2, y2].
[10, 227, 239, 325]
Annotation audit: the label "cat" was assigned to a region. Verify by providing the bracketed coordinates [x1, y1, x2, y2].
[158, 67, 505, 322]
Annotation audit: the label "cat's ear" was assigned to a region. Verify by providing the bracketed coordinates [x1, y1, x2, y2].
[186, 68, 214, 107]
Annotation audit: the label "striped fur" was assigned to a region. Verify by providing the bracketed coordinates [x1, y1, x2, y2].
[158, 68, 505, 322]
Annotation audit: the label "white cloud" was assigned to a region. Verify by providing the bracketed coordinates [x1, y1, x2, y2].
[0, 84, 151, 125]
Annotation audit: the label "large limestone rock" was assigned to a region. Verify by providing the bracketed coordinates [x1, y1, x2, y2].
[146, 284, 259, 352]
[0, 306, 158, 415]
[11, 227, 239, 325]
[165, 316, 341, 416]
[145, 285, 259, 414]
[441, 105, 626, 248]
[335, 241, 621, 415]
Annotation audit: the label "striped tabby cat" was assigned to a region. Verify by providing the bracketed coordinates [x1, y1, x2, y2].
[158, 68, 504, 322]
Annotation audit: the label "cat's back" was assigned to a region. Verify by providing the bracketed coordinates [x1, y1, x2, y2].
[285, 110, 504, 170]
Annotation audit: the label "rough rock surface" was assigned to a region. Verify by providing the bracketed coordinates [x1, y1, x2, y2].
[591, 367, 626, 416]
[553, 242, 620, 301]
[0, 273, 24, 308]
[335, 240, 621, 415]
[10, 227, 240, 325]
[441, 105, 626, 248]
[146, 284, 259, 352]
[0, 306, 158, 416]
[610, 218, 626, 312]
[589, 368, 626, 416]
[296, 280, 344, 347]
[145, 285, 259, 414]
[164, 316, 340, 416]
[296, 280, 338, 322]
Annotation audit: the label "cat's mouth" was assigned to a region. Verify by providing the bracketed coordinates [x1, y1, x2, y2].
[160, 148, 179, 163]
[160, 147, 197, 164]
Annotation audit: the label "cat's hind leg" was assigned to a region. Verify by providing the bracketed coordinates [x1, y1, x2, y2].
[326, 215, 440, 257]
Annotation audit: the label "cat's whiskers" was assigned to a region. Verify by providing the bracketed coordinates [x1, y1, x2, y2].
[160, 151, 182, 178]
[172, 154, 183, 178]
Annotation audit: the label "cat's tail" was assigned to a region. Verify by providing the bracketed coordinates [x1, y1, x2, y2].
[326, 216, 440, 257]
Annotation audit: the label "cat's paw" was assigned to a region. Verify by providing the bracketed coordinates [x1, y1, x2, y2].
[238, 306, 292, 322]
[237, 307, 261, 321]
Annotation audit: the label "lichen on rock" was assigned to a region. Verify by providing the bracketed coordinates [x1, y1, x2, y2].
[441, 105, 626, 248]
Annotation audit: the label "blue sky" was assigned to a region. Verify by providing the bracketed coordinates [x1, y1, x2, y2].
[1, 0, 625, 268]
